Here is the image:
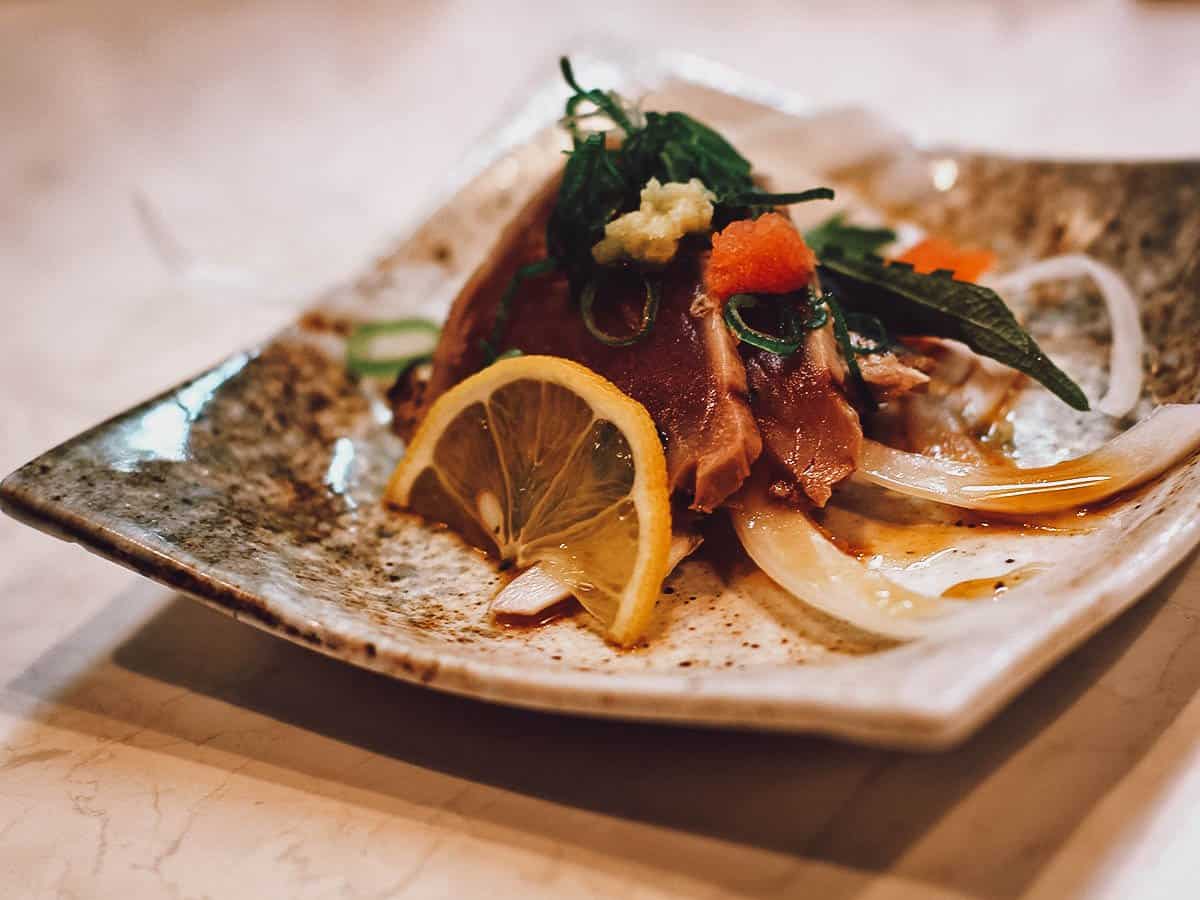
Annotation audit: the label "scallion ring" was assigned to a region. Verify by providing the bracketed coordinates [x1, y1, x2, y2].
[803, 290, 829, 330]
[346, 318, 441, 378]
[844, 311, 892, 355]
[580, 274, 661, 347]
[722, 293, 804, 355]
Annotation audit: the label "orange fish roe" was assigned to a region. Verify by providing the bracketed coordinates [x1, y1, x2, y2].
[893, 236, 996, 283]
[705, 212, 816, 301]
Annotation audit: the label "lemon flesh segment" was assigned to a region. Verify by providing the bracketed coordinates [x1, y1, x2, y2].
[386, 356, 671, 646]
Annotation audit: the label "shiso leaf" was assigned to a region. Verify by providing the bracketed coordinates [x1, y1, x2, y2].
[819, 249, 1089, 410]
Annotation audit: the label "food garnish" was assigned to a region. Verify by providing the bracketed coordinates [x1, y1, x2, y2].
[535, 57, 836, 351]
[492, 532, 702, 618]
[856, 404, 1200, 513]
[991, 254, 1144, 417]
[382, 58, 1195, 645]
[386, 355, 671, 645]
[346, 318, 440, 378]
[591, 178, 715, 265]
[733, 476, 953, 640]
[722, 292, 810, 356]
[819, 249, 1090, 410]
[579, 273, 660, 347]
[706, 212, 817, 300]
[893, 236, 995, 283]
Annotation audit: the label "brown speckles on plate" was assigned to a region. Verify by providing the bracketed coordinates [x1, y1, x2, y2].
[4, 65, 1200, 748]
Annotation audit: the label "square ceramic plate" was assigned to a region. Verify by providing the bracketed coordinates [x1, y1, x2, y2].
[4, 50, 1199, 750]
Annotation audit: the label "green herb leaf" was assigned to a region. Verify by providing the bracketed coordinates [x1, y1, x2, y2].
[819, 250, 1090, 410]
[724, 187, 835, 207]
[805, 213, 897, 257]
[621, 111, 756, 204]
[540, 58, 843, 351]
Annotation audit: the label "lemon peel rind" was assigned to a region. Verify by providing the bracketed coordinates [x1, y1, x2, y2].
[386, 355, 671, 646]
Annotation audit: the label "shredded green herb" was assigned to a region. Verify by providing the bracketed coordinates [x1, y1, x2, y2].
[475, 58, 1087, 413]
[621, 111, 756, 208]
[488, 58, 834, 356]
[546, 58, 834, 289]
[725, 188, 835, 208]
[481, 257, 558, 362]
[559, 57, 639, 140]
[545, 135, 626, 283]
[823, 292, 868, 402]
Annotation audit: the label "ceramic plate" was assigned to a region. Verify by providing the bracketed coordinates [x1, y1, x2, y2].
[4, 51, 1199, 749]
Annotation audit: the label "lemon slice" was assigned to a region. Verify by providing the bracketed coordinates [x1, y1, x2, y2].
[386, 355, 672, 645]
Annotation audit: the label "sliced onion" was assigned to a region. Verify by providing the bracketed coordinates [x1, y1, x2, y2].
[856, 404, 1200, 514]
[490, 566, 571, 617]
[992, 254, 1143, 417]
[731, 487, 960, 640]
[490, 532, 702, 617]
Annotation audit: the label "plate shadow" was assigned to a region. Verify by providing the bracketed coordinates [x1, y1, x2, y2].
[6, 554, 1198, 900]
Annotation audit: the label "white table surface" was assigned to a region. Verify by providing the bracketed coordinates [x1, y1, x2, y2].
[4, 2, 1200, 897]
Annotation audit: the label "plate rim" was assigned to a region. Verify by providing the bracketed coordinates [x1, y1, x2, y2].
[4, 348, 1198, 750]
[5, 49, 1200, 751]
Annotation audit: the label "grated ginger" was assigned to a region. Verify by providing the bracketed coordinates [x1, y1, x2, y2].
[592, 178, 715, 266]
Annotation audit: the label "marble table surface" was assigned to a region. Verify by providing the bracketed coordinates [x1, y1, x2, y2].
[3, 2, 1200, 897]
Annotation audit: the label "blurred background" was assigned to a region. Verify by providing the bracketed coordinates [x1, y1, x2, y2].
[4, 4, 1200, 898]
[3, 0, 1199, 471]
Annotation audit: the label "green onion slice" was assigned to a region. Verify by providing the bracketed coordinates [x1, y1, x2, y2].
[580, 274, 661, 347]
[803, 290, 830, 330]
[346, 318, 440, 378]
[722, 293, 805, 355]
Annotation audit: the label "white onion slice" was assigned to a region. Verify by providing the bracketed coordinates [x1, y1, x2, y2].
[731, 488, 960, 640]
[856, 404, 1200, 514]
[490, 566, 571, 617]
[992, 254, 1143, 417]
[490, 532, 703, 617]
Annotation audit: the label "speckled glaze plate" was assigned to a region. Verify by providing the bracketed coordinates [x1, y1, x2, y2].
[4, 51, 1199, 749]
